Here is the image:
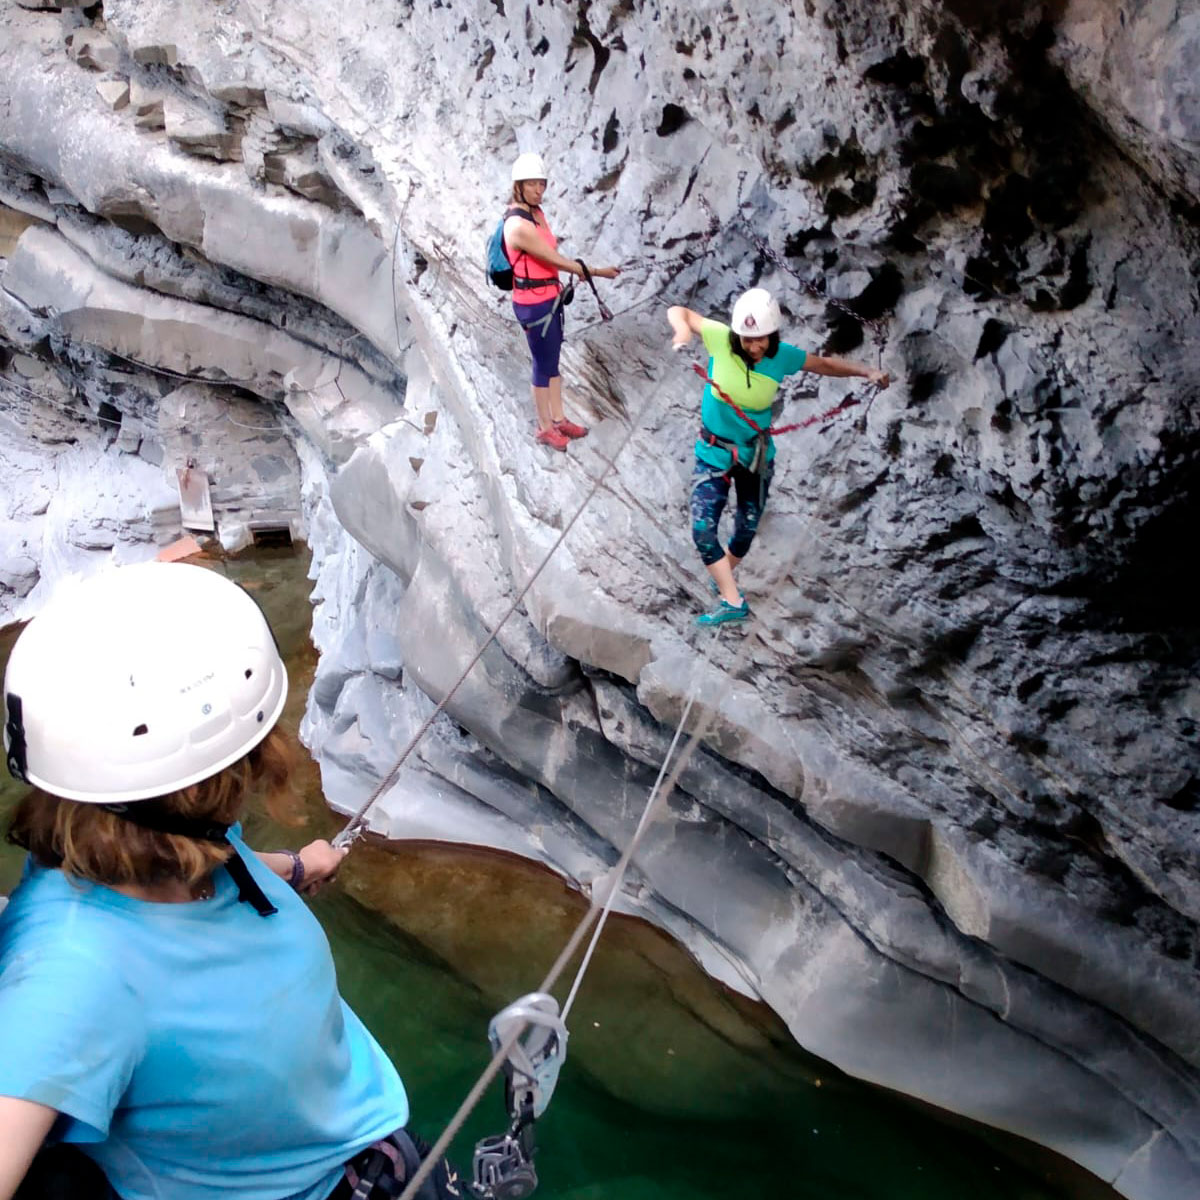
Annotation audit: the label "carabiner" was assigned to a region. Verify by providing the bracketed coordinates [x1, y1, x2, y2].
[487, 993, 568, 1122]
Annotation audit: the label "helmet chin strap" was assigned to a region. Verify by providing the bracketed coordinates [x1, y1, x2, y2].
[5, 694, 28, 784]
[100, 801, 278, 917]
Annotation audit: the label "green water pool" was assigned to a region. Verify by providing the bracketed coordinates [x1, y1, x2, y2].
[0, 549, 1117, 1200]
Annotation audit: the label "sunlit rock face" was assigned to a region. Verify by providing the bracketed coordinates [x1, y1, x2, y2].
[1, 1, 1198, 1194]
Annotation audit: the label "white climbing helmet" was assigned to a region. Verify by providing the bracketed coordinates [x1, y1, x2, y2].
[3, 562, 287, 804]
[730, 288, 782, 337]
[511, 152, 548, 182]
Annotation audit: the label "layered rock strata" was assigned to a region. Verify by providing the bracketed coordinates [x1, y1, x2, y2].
[1, 2, 1197, 1196]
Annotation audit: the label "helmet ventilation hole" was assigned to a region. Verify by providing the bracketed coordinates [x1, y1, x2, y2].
[256, 711, 264, 723]
[133, 724, 149, 736]
[244, 669, 253, 679]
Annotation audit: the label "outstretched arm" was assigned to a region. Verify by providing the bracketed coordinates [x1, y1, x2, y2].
[804, 354, 890, 388]
[0, 1097, 56, 1200]
[504, 220, 620, 279]
[667, 305, 707, 349]
[257, 839, 347, 897]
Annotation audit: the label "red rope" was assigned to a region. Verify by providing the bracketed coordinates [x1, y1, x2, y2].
[689, 362, 861, 438]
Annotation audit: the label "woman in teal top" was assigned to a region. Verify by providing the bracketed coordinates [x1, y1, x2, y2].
[667, 289, 889, 626]
[0, 563, 452, 1200]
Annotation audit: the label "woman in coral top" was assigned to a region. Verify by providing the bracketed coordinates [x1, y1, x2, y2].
[504, 152, 621, 451]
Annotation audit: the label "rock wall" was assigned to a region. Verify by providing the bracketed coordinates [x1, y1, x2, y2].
[1, 1, 1198, 1196]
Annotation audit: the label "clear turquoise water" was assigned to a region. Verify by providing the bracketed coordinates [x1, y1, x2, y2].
[0, 550, 1117, 1200]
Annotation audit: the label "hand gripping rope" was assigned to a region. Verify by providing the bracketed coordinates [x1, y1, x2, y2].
[530, 258, 614, 340]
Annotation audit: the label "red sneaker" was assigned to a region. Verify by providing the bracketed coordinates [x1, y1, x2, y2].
[554, 418, 589, 440]
[536, 425, 570, 452]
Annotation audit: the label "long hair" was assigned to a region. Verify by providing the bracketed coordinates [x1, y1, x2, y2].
[510, 181, 541, 208]
[7, 727, 298, 890]
[729, 329, 781, 380]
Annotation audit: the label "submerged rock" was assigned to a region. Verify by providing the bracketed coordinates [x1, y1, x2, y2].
[1, 1, 1198, 1195]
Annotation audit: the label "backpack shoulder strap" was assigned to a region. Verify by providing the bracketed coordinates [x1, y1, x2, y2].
[501, 207, 539, 275]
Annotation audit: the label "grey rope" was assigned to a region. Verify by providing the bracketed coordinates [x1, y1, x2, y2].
[338, 193, 725, 849]
[560, 685, 698, 1022]
[331, 403, 650, 850]
[395, 370, 883, 1200]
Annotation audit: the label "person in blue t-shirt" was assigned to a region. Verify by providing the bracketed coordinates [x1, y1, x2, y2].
[0, 563, 456, 1200]
[667, 288, 890, 626]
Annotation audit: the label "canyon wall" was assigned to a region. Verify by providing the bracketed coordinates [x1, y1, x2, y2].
[1, 2, 1198, 1195]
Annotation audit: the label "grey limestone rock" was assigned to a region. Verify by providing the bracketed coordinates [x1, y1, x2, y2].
[2, 0, 1199, 1195]
[162, 94, 242, 163]
[66, 30, 120, 73]
[95, 78, 130, 111]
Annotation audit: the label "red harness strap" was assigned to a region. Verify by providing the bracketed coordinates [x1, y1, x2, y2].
[689, 362, 861, 439]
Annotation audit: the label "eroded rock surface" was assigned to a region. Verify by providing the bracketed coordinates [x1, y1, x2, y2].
[1, 2, 1198, 1195]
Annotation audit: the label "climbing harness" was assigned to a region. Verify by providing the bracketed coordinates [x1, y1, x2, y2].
[528, 283, 569, 340]
[691, 360, 868, 505]
[524, 257, 614, 340]
[331, 1130, 462, 1200]
[693, 361, 865, 444]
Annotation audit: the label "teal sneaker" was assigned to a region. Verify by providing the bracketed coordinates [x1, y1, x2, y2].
[697, 598, 750, 627]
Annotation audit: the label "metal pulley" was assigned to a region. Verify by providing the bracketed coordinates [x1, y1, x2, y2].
[467, 993, 568, 1200]
[470, 1129, 537, 1200]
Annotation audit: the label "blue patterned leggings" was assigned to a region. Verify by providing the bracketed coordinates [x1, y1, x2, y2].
[690, 459, 773, 566]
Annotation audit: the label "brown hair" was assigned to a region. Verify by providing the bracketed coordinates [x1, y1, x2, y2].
[510, 181, 541, 207]
[6, 727, 299, 890]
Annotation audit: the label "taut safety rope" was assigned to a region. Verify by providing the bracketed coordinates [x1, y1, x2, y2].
[395, 371, 883, 1200]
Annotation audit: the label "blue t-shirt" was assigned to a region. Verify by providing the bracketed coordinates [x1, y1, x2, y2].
[694, 318, 808, 472]
[0, 831, 408, 1200]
